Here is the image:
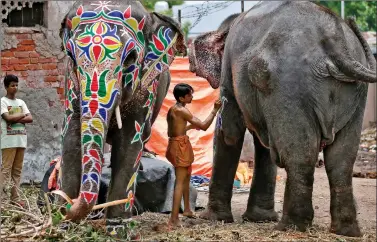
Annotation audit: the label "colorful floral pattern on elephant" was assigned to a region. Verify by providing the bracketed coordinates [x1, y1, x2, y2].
[144, 79, 159, 121]
[124, 190, 135, 211]
[62, 78, 77, 138]
[60, 2, 180, 215]
[76, 22, 122, 64]
[144, 27, 175, 71]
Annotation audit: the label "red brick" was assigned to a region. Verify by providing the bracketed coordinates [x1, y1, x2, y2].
[1, 58, 9, 65]
[14, 52, 30, 58]
[16, 34, 32, 40]
[46, 69, 59, 76]
[27, 64, 42, 70]
[2, 51, 14, 57]
[19, 39, 35, 45]
[14, 65, 28, 71]
[29, 52, 40, 58]
[45, 76, 58, 82]
[42, 64, 57, 70]
[20, 71, 29, 77]
[9, 58, 29, 64]
[1, 65, 14, 71]
[16, 45, 35, 51]
[30, 58, 39, 64]
[39, 58, 58, 63]
[57, 87, 64, 94]
[2, 71, 18, 76]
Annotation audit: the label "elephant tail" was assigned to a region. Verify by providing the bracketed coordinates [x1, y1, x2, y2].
[322, 17, 376, 83]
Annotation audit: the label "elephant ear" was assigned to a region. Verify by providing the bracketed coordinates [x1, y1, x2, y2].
[140, 12, 187, 86]
[190, 30, 227, 89]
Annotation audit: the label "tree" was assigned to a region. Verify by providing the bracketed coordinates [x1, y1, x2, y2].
[138, 0, 191, 41]
[316, 1, 376, 31]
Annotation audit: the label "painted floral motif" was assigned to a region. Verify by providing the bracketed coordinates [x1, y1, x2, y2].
[76, 22, 122, 64]
[62, 78, 77, 138]
[131, 121, 145, 144]
[144, 79, 159, 121]
[61, 4, 180, 234]
[124, 190, 135, 211]
[144, 27, 175, 72]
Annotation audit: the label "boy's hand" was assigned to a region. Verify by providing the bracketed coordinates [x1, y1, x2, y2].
[214, 99, 222, 111]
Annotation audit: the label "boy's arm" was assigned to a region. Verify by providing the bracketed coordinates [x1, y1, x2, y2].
[185, 124, 200, 131]
[18, 101, 33, 124]
[1, 100, 25, 123]
[180, 107, 218, 131]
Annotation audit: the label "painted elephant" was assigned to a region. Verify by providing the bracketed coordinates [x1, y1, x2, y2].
[189, 1, 376, 237]
[58, 0, 186, 234]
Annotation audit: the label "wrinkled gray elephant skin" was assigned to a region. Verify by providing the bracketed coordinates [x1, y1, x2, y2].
[189, 1, 376, 237]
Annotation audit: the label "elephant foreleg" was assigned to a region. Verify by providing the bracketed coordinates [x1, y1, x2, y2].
[242, 132, 278, 222]
[200, 93, 246, 222]
[105, 115, 144, 238]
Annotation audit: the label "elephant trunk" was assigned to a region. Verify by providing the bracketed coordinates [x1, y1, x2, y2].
[66, 116, 107, 221]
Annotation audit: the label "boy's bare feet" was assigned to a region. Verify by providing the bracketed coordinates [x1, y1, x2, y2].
[153, 219, 181, 232]
[183, 211, 197, 218]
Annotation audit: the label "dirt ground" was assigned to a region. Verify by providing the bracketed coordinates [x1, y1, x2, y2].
[137, 167, 376, 241]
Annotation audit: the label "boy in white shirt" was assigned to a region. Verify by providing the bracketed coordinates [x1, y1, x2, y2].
[0, 74, 33, 207]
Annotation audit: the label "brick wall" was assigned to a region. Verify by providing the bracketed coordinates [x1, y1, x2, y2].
[1, 28, 65, 101]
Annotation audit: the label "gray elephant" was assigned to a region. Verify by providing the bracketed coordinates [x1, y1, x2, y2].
[189, 1, 376, 237]
[58, 0, 185, 236]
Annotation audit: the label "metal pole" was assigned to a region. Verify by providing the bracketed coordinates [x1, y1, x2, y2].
[341, 1, 345, 19]
[241, 1, 244, 13]
[178, 9, 181, 24]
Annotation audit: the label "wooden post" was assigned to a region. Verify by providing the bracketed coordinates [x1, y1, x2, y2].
[178, 9, 181, 24]
[241, 1, 244, 12]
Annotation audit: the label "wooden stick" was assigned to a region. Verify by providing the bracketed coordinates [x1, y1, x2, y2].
[92, 198, 129, 211]
[50, 190, 129, 211]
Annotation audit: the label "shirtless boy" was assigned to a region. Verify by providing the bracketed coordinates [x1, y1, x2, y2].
[165, 83, 222, 229]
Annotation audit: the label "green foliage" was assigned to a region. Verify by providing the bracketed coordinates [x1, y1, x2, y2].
[138, 0, 192, 44]
[182, 21, 192, 40]
[316, 1, 376, 31]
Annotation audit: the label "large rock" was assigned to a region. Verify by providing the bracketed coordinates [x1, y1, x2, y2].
[38, 154, 198, 217]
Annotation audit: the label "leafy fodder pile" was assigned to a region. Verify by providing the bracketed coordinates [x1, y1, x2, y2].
[0, 184, 111, 241]
[1, 185, 376, 241]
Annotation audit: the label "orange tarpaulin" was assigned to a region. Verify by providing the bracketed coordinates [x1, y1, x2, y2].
[145, 57, 219, 177]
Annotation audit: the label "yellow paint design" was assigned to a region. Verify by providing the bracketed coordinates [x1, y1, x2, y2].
[126, 172, 137, 191]
[72, 16, 81, 30]
[81, 122, 89, 132]
[91, 118, 104, 134]
[126, 19, 138, 30]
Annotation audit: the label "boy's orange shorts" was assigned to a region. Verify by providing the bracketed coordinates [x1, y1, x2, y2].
[165, 135, 195, 174]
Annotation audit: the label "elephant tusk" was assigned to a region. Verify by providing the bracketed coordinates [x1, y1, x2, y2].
[115, 105, 122, 129]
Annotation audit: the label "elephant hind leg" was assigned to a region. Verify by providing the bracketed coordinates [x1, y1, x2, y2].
[323, 112, 363, 237]
[242, 132, 278, 223]
[272, 121, 320, 232]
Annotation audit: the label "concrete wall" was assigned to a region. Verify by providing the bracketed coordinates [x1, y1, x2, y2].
[0, 1, 74, 183]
